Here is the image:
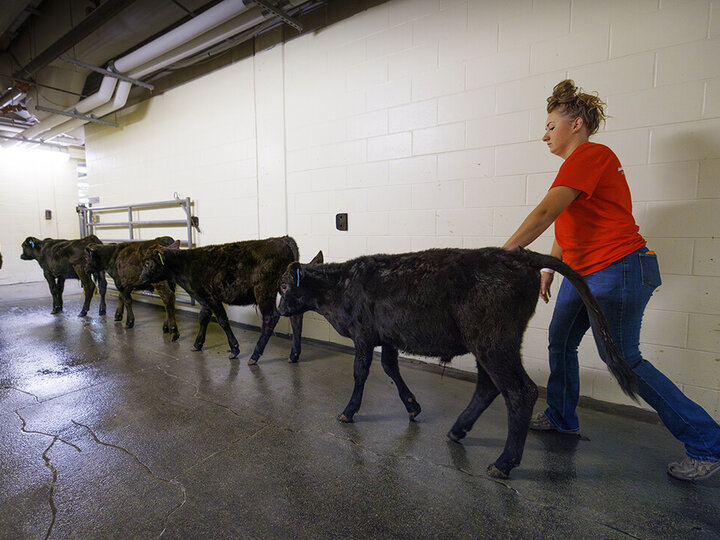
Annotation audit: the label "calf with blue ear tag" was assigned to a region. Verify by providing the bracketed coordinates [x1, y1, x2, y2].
[141, 236, 305, 364]
[20, 235, 108, 316]
[274, 245, 637, 479]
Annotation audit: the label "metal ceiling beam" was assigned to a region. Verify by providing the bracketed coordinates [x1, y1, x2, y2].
[0, 133, 70, 150]
[0, 0, 142, 106]
[251, 0, 302, 31]
[59, 55, 155, 91]
[34, 105, 119, 127]
[15, 0, 143, 78]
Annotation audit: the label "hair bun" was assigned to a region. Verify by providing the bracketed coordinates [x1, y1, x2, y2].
[552, 80, 578, 103]
[547, 79, 607, 135]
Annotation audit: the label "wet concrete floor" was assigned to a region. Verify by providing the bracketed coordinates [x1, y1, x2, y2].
[1, 282, 719, 539]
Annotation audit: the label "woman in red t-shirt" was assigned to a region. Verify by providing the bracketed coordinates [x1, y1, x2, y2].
[504, 80, 720, 481]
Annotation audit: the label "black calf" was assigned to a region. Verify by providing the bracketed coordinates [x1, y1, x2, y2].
[20, 236, 107, 316]
[85, 237, 180, 340]
[277, 247, 637, 479]
[140, 236, 304, 364]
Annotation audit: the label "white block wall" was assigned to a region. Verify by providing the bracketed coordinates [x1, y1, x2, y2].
[0, 153, 80, 286]
[85, 0, 720, 420]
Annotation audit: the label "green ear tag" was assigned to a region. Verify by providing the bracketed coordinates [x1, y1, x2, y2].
[159, 252, 165, 265]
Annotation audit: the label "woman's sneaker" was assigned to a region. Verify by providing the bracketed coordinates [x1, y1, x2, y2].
[529, 412, 578, 433]
[667, 457, 720, 481]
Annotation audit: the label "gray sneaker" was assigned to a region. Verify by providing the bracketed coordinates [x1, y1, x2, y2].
[529, 412, 578, 433]
[667, 457, 720, 481]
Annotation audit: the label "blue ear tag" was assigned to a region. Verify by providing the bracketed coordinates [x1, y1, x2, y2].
[29, 240, 35, 248]
[296, 268, 300, 287]
[159, 252, 165, 265]
[89, 250, 93, 259]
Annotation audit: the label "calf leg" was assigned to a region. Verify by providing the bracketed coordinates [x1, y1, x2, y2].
[76, 268, 95, 317]
[122, 290, 135, 328]
[248, 302, 280, 366]
[479, 346, 538, 479]
[339, 342, 373, 423]
[114, 297, 125, 322]
[447, 361, 500, 442]
[56, 276, 66, 313]
[208, 302, 240, 359]
[154, 281, 179, 341]
[95, 271, 107, 316]
[288, 314, 303, 363]
[192, 306, 213, 351]
[380, 345, 421, 420]
[44, 271, 62, 314]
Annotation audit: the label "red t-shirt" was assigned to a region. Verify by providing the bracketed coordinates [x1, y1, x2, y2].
[551, 142, 646, 276]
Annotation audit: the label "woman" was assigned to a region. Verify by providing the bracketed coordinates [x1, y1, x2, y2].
[504, 80, 720, 481]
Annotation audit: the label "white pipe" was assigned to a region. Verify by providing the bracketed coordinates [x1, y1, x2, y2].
[10, 0, 251, 144]
[40, 80, 133, 141]
[114, 0, 250, 73]
[42, 7, 269, 142]
[130, 9, 267, 80]
[21, 76, 118, 140]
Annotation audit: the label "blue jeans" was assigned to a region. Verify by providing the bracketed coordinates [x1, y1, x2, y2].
[544, 247, 720, 461]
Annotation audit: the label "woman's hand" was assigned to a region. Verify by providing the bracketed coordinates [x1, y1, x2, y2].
[540, 271, 554, 303]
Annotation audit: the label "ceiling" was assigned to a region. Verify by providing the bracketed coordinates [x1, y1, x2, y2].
[0, 0, 341, 152]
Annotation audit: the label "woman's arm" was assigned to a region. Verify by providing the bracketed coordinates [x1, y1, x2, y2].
[502, 186, 581, 250]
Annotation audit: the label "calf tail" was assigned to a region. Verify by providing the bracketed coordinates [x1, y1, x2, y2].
[523, 249, 639, 400]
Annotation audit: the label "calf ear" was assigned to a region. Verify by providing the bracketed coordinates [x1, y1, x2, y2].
[165, 240, 181, 250]
[287, 261, 302, 286]
[309, 250, 324, 265]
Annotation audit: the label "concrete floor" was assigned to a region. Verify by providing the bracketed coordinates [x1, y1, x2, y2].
[1, 282, 719, 539]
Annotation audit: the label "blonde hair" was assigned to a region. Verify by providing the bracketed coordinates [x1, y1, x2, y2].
[547, 79, 607, 135]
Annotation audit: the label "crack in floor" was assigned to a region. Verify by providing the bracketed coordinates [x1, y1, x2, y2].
[1, 386, 40, 402]
[70, 420, 186, 539]
[41, 438, 59, 540]
[14, 409, 81, 540]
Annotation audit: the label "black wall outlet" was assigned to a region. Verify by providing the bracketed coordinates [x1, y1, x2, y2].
[336, 213, 348, 231]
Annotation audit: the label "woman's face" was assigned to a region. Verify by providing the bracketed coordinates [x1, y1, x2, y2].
[542, 110, 583, 159]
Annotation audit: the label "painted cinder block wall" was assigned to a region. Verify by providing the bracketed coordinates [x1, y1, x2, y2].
[0, 155, 80, 286]
[85, 0, 720, 419]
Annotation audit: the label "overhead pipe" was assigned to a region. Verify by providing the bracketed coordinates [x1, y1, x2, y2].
[40, 6, 271, 142]
[9, 0, 253, 145]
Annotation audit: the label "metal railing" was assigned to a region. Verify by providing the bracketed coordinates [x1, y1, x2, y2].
[77, 196, 199, 305]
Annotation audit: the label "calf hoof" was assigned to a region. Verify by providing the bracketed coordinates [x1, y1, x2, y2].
[51, 307, 62, 315]
[78, 310, 88, 317]
[446, 429, 466, 443]
[192, 344, 203, 352]
[337, 413, 354, 423]
[487, 464, 509, 480]
[407, 399, 421, 421]
[114, 314, 123, 322]
[228, 349, 240, 360]
[162, 324, 169, 334]
[171, 330, 180, 342]
[247, 357, 258, 366]
[126, 321, 134, 329]
[287, 356, 298, 364]
[99, 308, 106, 316]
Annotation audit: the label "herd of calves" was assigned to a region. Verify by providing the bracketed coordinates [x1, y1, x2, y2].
[11, 234, 638, 479]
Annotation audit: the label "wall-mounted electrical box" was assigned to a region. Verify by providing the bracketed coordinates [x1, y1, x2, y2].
[44, 209, 52, 220]
[335, 213, 348, 231]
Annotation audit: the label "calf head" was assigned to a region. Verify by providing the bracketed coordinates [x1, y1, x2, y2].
[277, 251, 324, 316]
[140, 240, 180, 282]
[20, 237, 42, 260]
